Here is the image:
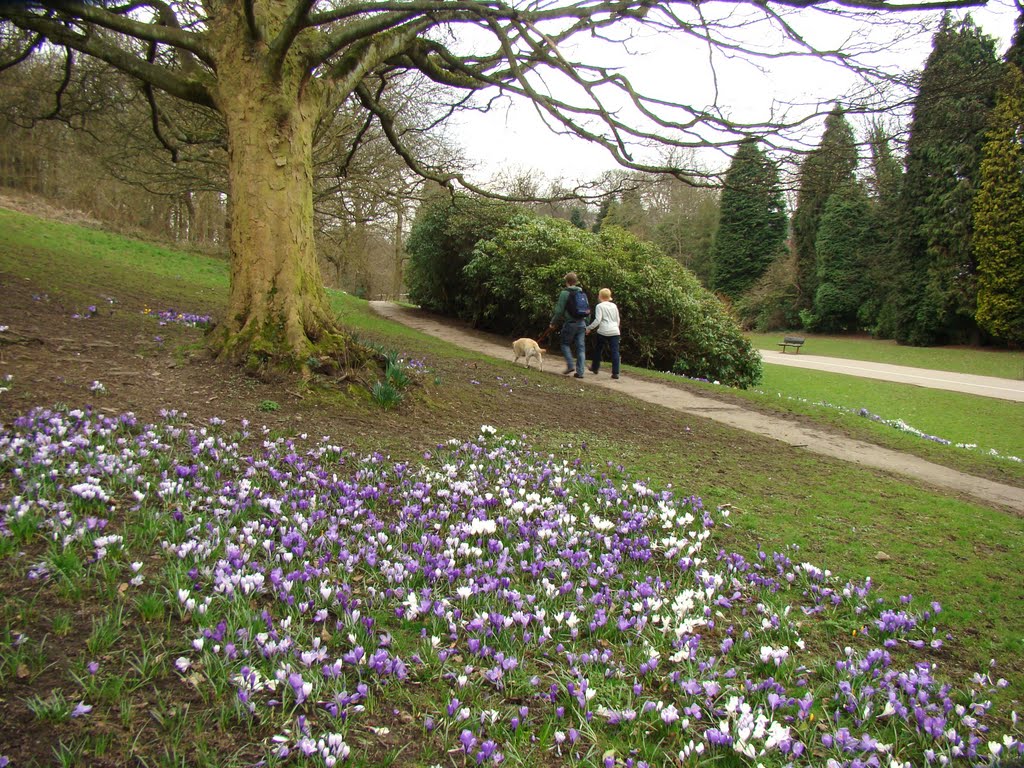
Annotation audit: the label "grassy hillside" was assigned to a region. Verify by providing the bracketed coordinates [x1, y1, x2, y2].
[1, 205, 1022, 767]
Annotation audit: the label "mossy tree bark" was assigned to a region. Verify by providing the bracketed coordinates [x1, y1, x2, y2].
[206, 10, 361, 376]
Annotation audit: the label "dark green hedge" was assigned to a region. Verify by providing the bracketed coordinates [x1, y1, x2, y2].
[405, 195, 520, 317]
[406, 198, 762, 388]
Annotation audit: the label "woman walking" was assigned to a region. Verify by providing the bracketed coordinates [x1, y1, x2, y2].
[586, 288, 621, 379]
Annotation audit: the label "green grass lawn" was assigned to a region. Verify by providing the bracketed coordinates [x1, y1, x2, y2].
[0, 207, 229, 308]
[630, 359, 1024, 485]
[756, 364, 1024, 460]
[747, 331, 1024, 380]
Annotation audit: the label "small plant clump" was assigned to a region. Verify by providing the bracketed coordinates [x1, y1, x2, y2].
[362, 342, 427, 410]
[370, 379, 403, 409]
[71, 305, 100, 320]
[0, 410, 1022, 767]
[385, 361, 411, 391]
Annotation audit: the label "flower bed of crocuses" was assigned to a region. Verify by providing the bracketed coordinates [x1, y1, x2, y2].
[142, 307, 213, 327]
[1, 410, 1022, 767]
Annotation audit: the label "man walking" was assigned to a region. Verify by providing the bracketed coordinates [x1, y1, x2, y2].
[548, 272, 589, 379]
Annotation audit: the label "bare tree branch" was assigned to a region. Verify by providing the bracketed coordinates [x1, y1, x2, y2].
[355, 80, 621, 203]
[144, 38, 180, 161]
[268, 0, 316, 77]
[98, 0, 204, 76]
[0, 31, 44, 72]
[305, 11, 424, 70]
[777, 0, 981, 9]
[326, 17, 438, 94]
[2, 0, 992, 197]
[4, 11, 215, 106]
[40, 44, 74, 120]
[32, 0, 211, 63]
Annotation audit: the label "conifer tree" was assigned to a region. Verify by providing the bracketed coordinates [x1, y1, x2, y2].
[973, 61, 1024, 345]
[1005, 11, 1024, 71]
[884, 15, 1001, 345]
[866, 125, 903, 206]
[861, 125, 903, 333]
[592, 197, 613, 234]
[791, 107, 858, 313]
[569, 207, 588, 231]
[810, 181, 875, 331]
[710, 139, 787, 299]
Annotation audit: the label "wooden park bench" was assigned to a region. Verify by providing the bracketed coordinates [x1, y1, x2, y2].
[778, 335, 805, 353]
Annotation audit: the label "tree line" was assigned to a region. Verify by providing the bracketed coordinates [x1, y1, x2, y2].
[1, 3, 1019, 379]
[689, 14, 1023, 348]
[405, 11, 1023, 352]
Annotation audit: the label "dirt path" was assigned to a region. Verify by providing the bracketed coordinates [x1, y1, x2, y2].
[371, 302, 1024, 513]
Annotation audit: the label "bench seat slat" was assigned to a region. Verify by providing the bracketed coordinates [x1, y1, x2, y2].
[778, 336, 805, 353]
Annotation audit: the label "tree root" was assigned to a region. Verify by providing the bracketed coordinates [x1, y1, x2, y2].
[209, 319, 377, 383]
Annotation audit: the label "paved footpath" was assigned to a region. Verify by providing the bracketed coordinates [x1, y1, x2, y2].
[761, 351, 1024, 402]
[371, 303, 1024, 513]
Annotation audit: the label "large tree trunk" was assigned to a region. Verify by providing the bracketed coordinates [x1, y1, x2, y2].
[208, 30, 363, 376]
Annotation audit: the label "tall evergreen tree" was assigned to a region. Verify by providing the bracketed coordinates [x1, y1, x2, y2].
[973, 61, 1024, 345]
[1005, 11, 1024, 71]
[592, 197, 613, 233]
[884, 14, 1001, 346]
[791, 107, 858, 313]
[709, 139, 787, 299]
[861, 125, 903, 333]
[866, 124, 903, 206]
[569, 207, 588, 230]
[810, 181, 876, 331]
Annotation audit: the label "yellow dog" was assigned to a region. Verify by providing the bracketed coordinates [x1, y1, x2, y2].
[512, 338, 544, 370]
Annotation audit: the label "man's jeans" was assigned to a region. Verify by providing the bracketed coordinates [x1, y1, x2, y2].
[560, 320, 586, 376]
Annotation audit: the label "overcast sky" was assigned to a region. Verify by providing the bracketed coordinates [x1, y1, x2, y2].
[450, 0, 1019, 186]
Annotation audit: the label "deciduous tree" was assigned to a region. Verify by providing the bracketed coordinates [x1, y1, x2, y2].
[650, 182, 719, 287]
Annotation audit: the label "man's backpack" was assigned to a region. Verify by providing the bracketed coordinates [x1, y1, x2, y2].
[566, 289, 590, 319]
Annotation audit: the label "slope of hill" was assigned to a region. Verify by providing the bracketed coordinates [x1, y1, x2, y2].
[1, 202, 1022, 767]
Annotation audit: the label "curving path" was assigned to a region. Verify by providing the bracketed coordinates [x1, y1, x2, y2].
[371, 302, 1024, 513]
[760, 351, 1024, 402]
